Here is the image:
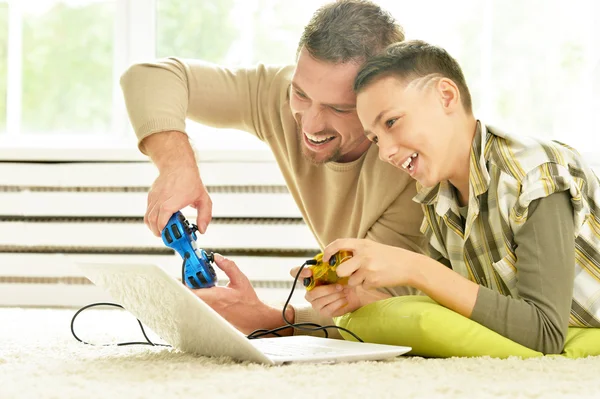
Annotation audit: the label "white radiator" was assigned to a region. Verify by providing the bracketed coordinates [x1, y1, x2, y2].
[3, 156, 597, 308]
[0, 160, 318, 307]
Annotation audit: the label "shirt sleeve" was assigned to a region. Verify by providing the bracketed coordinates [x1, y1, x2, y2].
[291, 305, 343, 339]
[470, 190, 575, 354]
[119, 57, 291, 153]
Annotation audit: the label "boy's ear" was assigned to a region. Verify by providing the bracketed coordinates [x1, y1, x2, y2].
[437, 78, 460, 112]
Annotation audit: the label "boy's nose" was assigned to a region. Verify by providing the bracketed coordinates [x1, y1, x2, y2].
[378, 144, 396, 163]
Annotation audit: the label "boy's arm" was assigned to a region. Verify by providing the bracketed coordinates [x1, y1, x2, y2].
[469, 191, 574, 354]
[411, 191, 574, 354]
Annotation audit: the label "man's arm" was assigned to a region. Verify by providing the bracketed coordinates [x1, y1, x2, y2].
[120, 58, 302, 334]
[192, 253, 298, 336]
[120, 58, 290, 234]
[120, 57, 289, 152]
[140, 130, 213, 236]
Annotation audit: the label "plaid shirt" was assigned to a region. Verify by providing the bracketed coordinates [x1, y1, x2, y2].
[414, 121, 600, 327]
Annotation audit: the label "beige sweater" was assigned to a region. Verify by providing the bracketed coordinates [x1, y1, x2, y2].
[119, 58, 427, 336]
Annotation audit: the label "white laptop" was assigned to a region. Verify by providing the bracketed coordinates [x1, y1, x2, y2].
[77, 262, 411, 365]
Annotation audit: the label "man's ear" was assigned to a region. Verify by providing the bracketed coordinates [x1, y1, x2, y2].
[437, 78, 460, 113]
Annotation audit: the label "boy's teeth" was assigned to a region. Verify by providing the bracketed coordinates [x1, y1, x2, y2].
[402, 152, 418, 170]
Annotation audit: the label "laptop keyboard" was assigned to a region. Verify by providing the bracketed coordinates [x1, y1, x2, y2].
[251, 339, 342, 357]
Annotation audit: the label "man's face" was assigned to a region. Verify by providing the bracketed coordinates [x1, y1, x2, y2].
[289, 48, 371, 164]
[357, 75, 456, 188]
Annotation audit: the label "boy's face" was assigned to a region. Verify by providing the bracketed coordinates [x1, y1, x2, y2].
[290, 47, 371, 164]
[356, 75, 457, 188]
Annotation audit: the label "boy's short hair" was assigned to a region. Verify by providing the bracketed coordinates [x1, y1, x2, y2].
[298, 0, 404, 63]
[354, 40, 473, 114]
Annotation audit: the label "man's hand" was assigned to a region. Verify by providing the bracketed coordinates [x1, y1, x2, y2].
[142, 131, 213, 237]
[145, 166, 212, 236]
[289, 265, 390, 318]
[193, 254, 293, 335]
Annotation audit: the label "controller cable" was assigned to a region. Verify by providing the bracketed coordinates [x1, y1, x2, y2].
[245, 259, 363, 341]
[71, 255, 363, 347]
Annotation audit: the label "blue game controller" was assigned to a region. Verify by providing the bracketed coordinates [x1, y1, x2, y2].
[161, 211, 217, 289]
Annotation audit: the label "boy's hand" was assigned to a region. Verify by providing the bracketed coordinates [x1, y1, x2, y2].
[289, 265, 390, 318]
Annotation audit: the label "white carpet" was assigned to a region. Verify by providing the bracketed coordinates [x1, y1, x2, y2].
[1, 307, 599, 399]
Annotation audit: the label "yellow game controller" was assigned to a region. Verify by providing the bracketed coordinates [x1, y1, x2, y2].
[302, 250, 353, 291]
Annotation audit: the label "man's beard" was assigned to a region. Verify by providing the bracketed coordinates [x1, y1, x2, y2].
[296, 123, 342, 165]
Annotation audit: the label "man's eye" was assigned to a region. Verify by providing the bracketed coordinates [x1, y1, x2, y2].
[295, 90, 307, 99]
[332, 108, 350, 114]
[385, 118, 397, 128]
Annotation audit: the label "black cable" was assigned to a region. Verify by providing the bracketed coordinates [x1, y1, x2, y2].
[246, 260, 364, 342]
[70, 302, 169, 347]
[71, 232, 192, 347]
[71, 257, 363, 346]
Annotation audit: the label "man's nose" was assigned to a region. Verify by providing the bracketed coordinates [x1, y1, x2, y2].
[301, 106, 326, 135]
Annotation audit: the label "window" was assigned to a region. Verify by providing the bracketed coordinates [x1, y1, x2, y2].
[0, 0, 598, 164]
[21, 1, 114, 135]
[1, 0, 115, 137]
[155, 0, 327, 152]
[378, 0, 599, 154]
[0, 2, 7, 133]
[156, 0, 324, 65]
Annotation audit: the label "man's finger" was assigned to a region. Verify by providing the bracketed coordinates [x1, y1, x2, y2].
[145, 191, 157, 227]
[145, 199, 161, 237]
[156, 198, 179, 236]
[212, 253, 249, 287]
[320, 297, 350, 317]
[323, 238, 356, 263]
[309, 290, 346, 313]
[305, 284, 343, 302]
[195, 195, 212, 234]
[290, 266, 312, 279]
[335, 257, 361, 278]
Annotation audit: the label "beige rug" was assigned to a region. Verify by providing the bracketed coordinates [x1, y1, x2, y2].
[1, 307, 599, 399]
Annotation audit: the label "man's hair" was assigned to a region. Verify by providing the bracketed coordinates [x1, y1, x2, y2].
[298, 0, 404, 63]
[354, 40, 473, 114]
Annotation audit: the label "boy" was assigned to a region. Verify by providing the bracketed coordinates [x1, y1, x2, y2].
[320, 40, 600, 354]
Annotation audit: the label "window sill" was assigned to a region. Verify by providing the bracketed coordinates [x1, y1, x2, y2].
[1, 134, 596, 170]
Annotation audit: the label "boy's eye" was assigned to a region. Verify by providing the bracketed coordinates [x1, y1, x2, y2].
[385, 118, 397, 128]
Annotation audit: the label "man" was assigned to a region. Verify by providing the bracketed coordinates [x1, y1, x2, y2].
[120, 0, 425, 338]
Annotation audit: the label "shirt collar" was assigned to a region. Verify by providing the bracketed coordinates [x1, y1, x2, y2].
[413, 120, 491, 217]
